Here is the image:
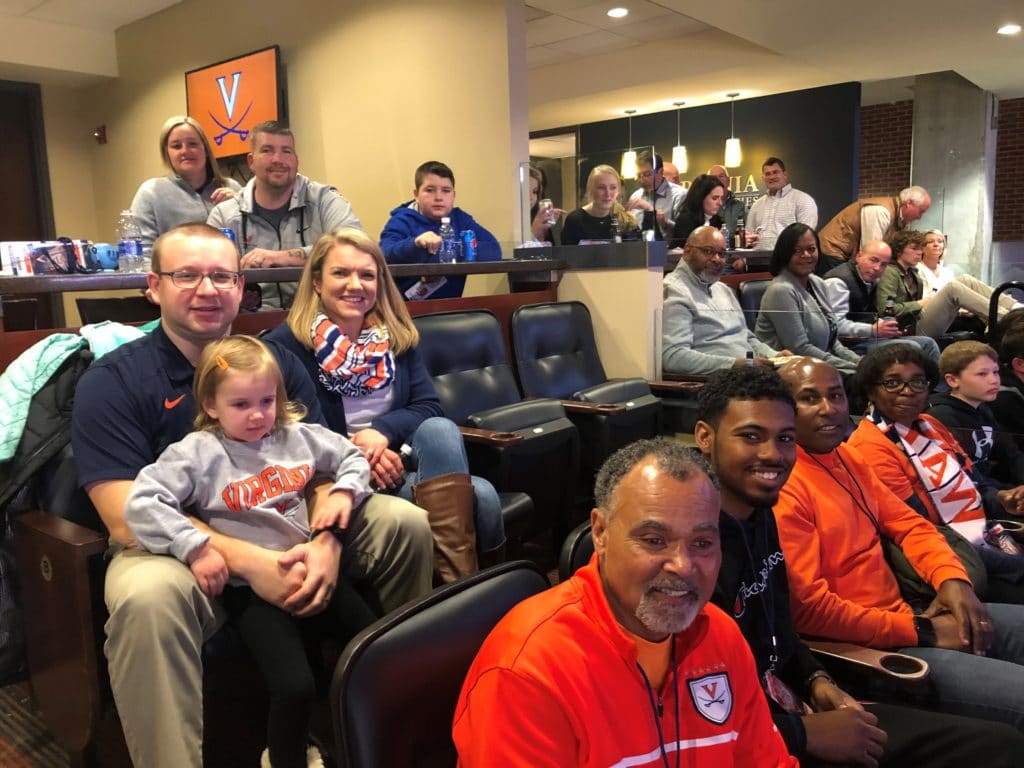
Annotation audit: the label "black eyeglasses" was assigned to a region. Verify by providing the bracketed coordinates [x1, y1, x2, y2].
[158, 270, 240, 289]
[877, 377, 929, 394]
[692, 245, 727, 258]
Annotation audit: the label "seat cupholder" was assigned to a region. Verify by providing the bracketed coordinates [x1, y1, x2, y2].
[879, 654, 926, 676]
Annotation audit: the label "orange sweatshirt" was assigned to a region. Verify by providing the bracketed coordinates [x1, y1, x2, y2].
[453, 556, 797, 768]
[774, 444, 969, 649]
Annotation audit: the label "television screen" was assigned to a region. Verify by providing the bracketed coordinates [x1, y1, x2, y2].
[185, 46, 284, 160]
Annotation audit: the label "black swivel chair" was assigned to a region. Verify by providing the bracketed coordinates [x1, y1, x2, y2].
[736, 278, 772, 333]
[414, 310, 581, 546]
[331, 560, 549, 768]
[511, 301, 662, 483]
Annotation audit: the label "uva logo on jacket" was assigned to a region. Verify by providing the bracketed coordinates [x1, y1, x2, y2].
[221, 463, 314, 512]
[689, 672, 734, 724]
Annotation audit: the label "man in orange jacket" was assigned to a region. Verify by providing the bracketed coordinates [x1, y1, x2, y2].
[775, 356, 1024, 732]
[453, 438, 796, 767]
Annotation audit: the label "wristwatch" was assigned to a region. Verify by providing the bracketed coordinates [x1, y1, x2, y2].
[913, 615, 937, 647]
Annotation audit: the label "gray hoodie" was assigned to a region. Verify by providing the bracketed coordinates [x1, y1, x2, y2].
[125, 422, 370, 578]
[207, 174, 362, 307]
[130, 174, 243, 251]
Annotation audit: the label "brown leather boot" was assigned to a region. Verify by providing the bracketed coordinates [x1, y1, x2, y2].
[413, 472, 478, 583]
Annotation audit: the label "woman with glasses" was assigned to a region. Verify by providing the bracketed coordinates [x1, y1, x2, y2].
[264, 229, 505, 582]
[754, 223, 860, 373]
[876, 230, 1020, 338]
[849, 343, 1024, 600]
[131, 116, 241, 252]
[670, 174, 725, 249]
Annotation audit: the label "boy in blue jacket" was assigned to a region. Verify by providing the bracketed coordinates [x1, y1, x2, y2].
[380, 160, 501, 299]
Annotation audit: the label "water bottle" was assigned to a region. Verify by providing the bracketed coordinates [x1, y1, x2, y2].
[437, 217, 460, 263]
[117, 210, 145, 272]
[610, 214, 622, 244]
[720, 223, 730, 249]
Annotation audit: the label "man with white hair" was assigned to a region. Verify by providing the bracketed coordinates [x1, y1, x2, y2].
[818, 186, 931, 272]
[453, 438, 798, 767]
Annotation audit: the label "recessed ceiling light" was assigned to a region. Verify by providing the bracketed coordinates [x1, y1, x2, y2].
[998, 23, 1021, 35]
[607, 7, 629, 19]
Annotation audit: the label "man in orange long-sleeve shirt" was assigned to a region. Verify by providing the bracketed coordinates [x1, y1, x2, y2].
[453, 438, 796, 767]
[775, 357, 1024, 731]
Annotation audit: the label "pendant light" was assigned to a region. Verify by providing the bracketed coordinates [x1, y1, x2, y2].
[724, 92, 742, 168]
[620, 109, 638, 179]
[671, 101, 688, 174]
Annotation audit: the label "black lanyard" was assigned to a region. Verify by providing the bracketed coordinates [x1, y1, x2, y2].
[738, 512, 780, 672]
[807, 450, 881, 536]
[636, 640, 680, 768]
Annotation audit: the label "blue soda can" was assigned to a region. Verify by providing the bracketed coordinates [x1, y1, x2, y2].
[460, 230, 477, 261]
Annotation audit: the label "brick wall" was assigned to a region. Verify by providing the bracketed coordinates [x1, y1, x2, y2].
[857, 97, 1024, 241]
[858, 101, 913, 198]
[994, 97, 1024, 242]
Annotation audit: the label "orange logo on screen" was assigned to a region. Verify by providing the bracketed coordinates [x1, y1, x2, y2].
[186, 48, 278, 159]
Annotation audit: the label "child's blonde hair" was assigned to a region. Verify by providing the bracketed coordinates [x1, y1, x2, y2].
[193, 336, 307, 432]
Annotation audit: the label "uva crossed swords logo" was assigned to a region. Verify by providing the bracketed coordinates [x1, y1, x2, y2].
[210, 72, 253, 146]
[688, 672, 733, 725]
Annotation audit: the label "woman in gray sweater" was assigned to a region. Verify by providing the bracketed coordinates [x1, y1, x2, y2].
[755, 223, 860, 374]
[130, 115, 242, 251]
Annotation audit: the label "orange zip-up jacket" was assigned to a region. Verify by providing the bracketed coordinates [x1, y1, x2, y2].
[453, 556, 797, 767]
[774, 444, 969, 649]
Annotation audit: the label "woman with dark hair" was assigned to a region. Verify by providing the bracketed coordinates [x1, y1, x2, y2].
[130, 115, 241, 252]
[848, 342, 1024, 598]
[670, 174, 724, 248]
[754, 223, 860, 373]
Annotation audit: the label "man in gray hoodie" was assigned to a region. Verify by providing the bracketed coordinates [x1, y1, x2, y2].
[208, 121, 362, 308]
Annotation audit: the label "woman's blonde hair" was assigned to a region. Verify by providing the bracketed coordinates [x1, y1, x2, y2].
[159, 115, 230, 188]
[193, 336, 306, 432]
[286, 228, 419, 353]
[584, 164, 637, 229]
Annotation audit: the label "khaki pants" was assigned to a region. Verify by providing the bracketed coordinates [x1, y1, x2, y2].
[104, 493, 431, 768]
[917, 274, 1017, 338]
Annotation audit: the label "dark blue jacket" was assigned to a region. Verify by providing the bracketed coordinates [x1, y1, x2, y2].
[265, 323, 444, 448]
[379, 202, 501, 299]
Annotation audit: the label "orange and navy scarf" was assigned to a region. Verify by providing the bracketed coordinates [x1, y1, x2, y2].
[311, 313, 394, 397]
[866, 405, 986, 545]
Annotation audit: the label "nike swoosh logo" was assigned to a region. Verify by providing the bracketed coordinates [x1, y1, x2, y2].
[164, 395, 186, 409]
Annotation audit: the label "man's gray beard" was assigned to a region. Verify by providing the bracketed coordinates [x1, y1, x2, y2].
[699, 270, 721, 286]
[636, 584, 702, 636]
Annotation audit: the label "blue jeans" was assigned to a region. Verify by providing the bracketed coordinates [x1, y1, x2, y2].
[900, 602, 1024, 730]
[849, 335, 941, 363]
[393, 417, 505, 552]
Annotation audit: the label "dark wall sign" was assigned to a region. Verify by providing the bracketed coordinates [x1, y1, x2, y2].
[568, 82, 861, 226]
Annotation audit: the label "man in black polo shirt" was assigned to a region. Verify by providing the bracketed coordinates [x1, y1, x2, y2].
[824, 239, 940, 361]
[72, 223, 431, 768]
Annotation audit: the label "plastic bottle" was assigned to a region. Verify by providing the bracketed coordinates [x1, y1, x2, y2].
[720, 223, 730, 251]
[437, 217, 460, 263]
[117, 210, 145, 272]
[610, 214, 622, 244]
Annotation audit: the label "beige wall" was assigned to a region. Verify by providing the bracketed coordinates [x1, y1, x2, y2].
[43, 0, 527, 252]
